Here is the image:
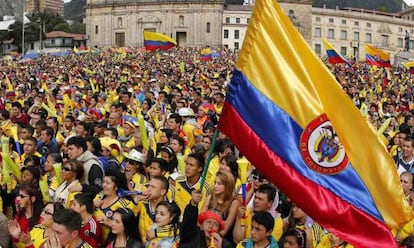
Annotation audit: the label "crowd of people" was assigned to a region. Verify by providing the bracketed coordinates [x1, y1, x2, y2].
[0, 47, 411, 248]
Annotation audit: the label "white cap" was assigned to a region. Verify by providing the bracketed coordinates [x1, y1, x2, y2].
[178, 107, 194, 117]
[123, 149, 143, 163]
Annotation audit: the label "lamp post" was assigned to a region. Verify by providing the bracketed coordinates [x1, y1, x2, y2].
[21, 0, 25, 54]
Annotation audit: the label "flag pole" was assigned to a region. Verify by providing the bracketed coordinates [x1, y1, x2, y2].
[199, 130, 219, 193]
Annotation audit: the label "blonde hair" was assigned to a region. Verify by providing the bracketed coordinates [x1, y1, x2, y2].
[209, 171, 236, 219]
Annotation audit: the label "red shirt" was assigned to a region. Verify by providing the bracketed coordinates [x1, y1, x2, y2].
[80, 216, 102, 248]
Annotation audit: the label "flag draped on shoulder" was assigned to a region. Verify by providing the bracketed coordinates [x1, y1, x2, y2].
[322, 38, 352, 67]
[218, 0, 413, 247]
[364, 44, 391, 67]
[143, 31, 177, 51]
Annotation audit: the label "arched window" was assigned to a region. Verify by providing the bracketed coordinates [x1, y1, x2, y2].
[118, 17, 123, 27]
[179, 15, 184, 27]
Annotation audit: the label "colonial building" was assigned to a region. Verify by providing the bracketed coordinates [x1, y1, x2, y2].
[222, 0, 312, 50]
[312, 6, 414, 60]
[85, 0, 224, 48]
[85, 0, 414, 63]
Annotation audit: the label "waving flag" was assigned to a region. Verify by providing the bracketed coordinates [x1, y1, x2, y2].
[404, 61, 414, 74]
[218, 0, 413, 247]
[143, 31, 177, 51]
[364, 44, 391, 67]
[322, 39, 352, 68]
[201, 47, 212, 61]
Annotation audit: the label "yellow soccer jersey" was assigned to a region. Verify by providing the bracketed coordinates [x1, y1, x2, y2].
[174, 176, 211, 214]
[315, 234, 354, 248]
[136, 201, 156, 243]
[30, 225, 48, 248]
[243, 208, 284, 241]
[93, 197, 135, 240]
[130, 173, 148, 192]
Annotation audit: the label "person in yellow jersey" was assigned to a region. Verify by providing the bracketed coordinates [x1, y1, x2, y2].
[52, 209, 93, 248]
[123, 149, 148, 192]
[178, 108, 198, 153]
[174, 152, 211, 214]
[136, 176, 169, 243]
[93, 170, 135, 241]
[237, 212, 279, 248]
[8, 202, 65, 248]
[316, 232, 354, 248]
[233, 184, 284, 244]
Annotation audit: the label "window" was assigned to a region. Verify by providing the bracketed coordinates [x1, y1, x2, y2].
[340, 30, 347, 40]
[398, 38, 403, 48]
[206, 22, 210, 33]
[236, 18, 240, 24]
[328, 29, 334, 39]
[341, 20, 346, 25]
[382, 35, 389, 47]
[366, 23, 371, 28]
[329, 18, 334, 23]
[353, 31, 359, 41]
[340, 47, 347, 56]
[51, 39, 55, 45]
[247, 18, 250, 24]
[354, 21, 359, 26]
[234, 42, 239, 50]
[95, 25, 98, 34]
[410, 40, 413, 50]
[234, 30, 240, 39]
[315, 17, 321, 22]
[118, 17, 122, 27]
[315, 27, 321, 38]
[224, 29, 229, 39]
[365, 33, 372, 43]
[289, 10, 294, 15]
[62, 39, 65, 44]
[315, 43, 321, 54]
[179, 15, 184, 26]
[399, 27, 403, 32]
[225, 17, 230, 23]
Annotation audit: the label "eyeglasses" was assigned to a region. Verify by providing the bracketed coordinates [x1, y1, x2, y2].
[18, 194, 29, 198]
[62, 167, 72, 172]
[252, 174, 265, 182]
[42, 209, 54, 216]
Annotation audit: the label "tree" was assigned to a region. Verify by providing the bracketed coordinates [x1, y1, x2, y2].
[70, 23, 85, 34]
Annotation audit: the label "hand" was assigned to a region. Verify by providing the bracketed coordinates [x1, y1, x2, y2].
[212, 232, 223, 248]
[7, 220, 21, 239]
[68, 184, 82, 193]
[237, 206, 246, 219]
[146, 229, 155, 240]
[191, 190, 202, 206]
[43, 231, 61, 248]
[94, 199, 103, 208]
[20, 232, 32, 245]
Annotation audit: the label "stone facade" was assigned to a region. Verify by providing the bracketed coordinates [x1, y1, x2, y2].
[85, 0, 224, 48]
[312, 7, 414, 61]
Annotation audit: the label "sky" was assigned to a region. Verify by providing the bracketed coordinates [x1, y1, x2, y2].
[407, 0, 414, 6]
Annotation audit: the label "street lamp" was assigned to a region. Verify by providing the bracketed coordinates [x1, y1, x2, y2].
[21, 0, 25, 54]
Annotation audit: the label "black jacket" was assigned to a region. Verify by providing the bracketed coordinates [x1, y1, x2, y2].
[179, 203, 234, 248]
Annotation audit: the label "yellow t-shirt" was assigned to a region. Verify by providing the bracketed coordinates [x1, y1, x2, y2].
[242, 208, 283, 241]
[174, 176, 211, 214]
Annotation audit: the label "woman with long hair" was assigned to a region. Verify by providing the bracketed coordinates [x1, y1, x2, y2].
[202, 171, 240, 239]
[9, 202, 64, 248]
[103, 208, 143, 248]
[8, 183, 43, 248]
[94, 170, 135, 241]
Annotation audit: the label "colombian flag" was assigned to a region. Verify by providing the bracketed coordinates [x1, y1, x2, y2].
[322, 39, 352, 68]
[404, 61, 414, 74]
[218, 0, 413, 247]
[143, 31, 177, 51]
[201, 47, 212, 61]
[364, 44, 391, 67]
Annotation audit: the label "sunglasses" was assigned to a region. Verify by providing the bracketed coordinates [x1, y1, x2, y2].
[42, 209, 54, 216]
[18, 193, 29, 198]
[62, 167, 72, 172]
[252, 174, 265, 182]
[127, 159, 139, 165]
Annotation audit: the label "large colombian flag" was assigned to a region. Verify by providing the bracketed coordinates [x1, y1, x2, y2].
[364, 44, 391, 67]
[322, 38, 352, 68]
[143, 31, 177, 51]
[218, 0, 414, 247]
